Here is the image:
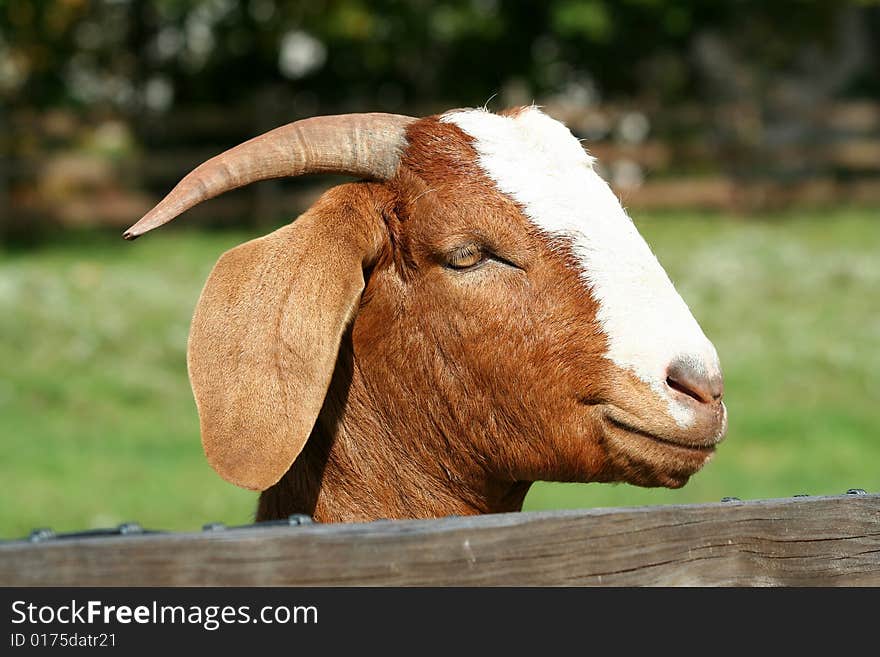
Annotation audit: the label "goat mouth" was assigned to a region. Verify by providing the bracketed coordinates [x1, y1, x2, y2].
[596, 411, 716, 489]
[597, 405, 718, 487]
[602, 413, 717, 457]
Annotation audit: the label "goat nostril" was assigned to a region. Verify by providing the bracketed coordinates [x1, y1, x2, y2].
[666, 376, 706, 403]
[666, 358, 723, 405]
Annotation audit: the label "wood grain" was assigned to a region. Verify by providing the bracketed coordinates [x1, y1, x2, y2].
[2, 494, 878, 586]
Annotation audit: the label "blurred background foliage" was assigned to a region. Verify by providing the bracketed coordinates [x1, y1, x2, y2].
[1, 0, 878, 537]
[3, 0, 876, 111]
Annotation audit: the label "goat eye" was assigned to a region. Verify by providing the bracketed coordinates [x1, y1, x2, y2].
[446, 245, 485, 270]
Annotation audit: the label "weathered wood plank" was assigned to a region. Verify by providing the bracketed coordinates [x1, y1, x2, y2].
[1, 495, 878, 586]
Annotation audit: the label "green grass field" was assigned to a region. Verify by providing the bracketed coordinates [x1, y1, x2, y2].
[2, 208, 878, 538]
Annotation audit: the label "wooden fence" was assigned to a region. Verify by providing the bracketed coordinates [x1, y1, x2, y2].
[1, 493, 878, 586]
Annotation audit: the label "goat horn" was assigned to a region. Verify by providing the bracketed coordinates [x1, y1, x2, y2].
[123, 113, 415, 240]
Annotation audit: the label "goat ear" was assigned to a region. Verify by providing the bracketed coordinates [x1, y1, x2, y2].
[187, 185, 385, 491]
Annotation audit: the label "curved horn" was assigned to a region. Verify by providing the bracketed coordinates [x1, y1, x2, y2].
[123, 112, 415, 240]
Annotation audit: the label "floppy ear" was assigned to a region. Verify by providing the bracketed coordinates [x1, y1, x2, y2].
[187, 184, 386, 491]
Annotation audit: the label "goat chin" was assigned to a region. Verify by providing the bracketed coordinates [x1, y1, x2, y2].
[128, 106, 727, 522]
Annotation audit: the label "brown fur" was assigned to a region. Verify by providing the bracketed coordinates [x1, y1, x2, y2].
[188, 113, 721, 523]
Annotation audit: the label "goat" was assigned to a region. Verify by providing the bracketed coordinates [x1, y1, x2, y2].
[124, 107, 727, 523]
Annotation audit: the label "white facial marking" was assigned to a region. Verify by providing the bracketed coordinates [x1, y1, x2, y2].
[442, 107, 721, 427]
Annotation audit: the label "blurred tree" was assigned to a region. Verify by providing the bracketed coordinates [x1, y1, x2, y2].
[2, 0, 876, 117]
[1, 0, 878, 238]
